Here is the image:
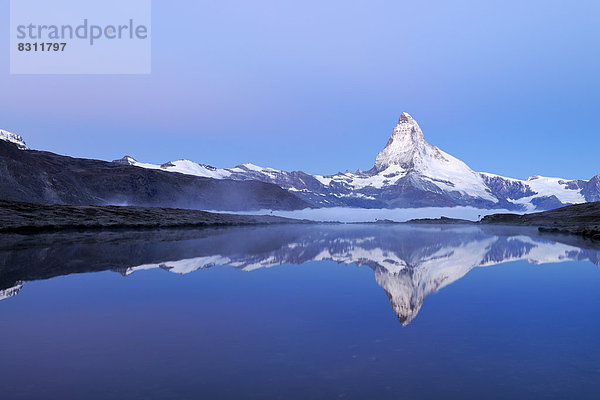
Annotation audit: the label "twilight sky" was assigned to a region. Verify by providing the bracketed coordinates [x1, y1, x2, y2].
[1, 0, 599, 180]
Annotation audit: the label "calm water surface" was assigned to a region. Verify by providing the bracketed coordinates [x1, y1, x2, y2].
[1, 224, 600, 399]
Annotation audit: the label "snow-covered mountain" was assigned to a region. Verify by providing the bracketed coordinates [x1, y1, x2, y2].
[0, 130, 27, 150]
[113, 113, 599, 211]
[2, 115, 597, 211]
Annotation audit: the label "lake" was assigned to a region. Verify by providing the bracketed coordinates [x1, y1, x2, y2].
[1, 224, 600, 399]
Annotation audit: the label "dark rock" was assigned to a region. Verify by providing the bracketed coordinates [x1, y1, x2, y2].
[583, 174, 600, 202]
[483, 201, 600, 240]
[0, 199, 308, 233]
[530, 195, 566, 210]
[407, 216, 475, 224]
[481, 174, 535, 200]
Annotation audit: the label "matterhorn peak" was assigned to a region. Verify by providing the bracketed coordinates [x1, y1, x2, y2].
[374, 113, 433, 171]
[0, 129, 28, 150]
[398, 112, 414, 123]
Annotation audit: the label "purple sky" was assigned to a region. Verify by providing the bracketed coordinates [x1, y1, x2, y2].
[1, 0, 599, 180]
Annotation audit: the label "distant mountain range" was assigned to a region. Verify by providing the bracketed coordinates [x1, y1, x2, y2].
[1, 114, 599, 211]
[114, 113, 600, 211]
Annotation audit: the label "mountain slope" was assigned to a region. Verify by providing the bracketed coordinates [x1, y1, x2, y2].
[0, 140, 310, 211]
[116, 113, 599, 210]
[373, 113, 495, 202]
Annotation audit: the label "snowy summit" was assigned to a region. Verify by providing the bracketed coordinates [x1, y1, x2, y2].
[0, 129, 28, 150]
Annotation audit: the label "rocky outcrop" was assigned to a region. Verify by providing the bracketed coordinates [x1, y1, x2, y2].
[481, 201, 600, 239]
[583, 174, 600, 202]
[0, 200, 307, 233]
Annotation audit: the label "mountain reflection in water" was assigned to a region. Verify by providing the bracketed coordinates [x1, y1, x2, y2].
[1, 224, 599, 325]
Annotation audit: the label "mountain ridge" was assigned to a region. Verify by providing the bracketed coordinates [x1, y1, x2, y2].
[2, 114, 598, 211]
[112, 113, 599, 211]
[0, 140, 310, 211]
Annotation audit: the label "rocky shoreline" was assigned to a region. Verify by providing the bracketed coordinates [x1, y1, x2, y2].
[2, 199, 599, 240]
[0, 200, 308, 233]
[409, 201, 600, 240]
